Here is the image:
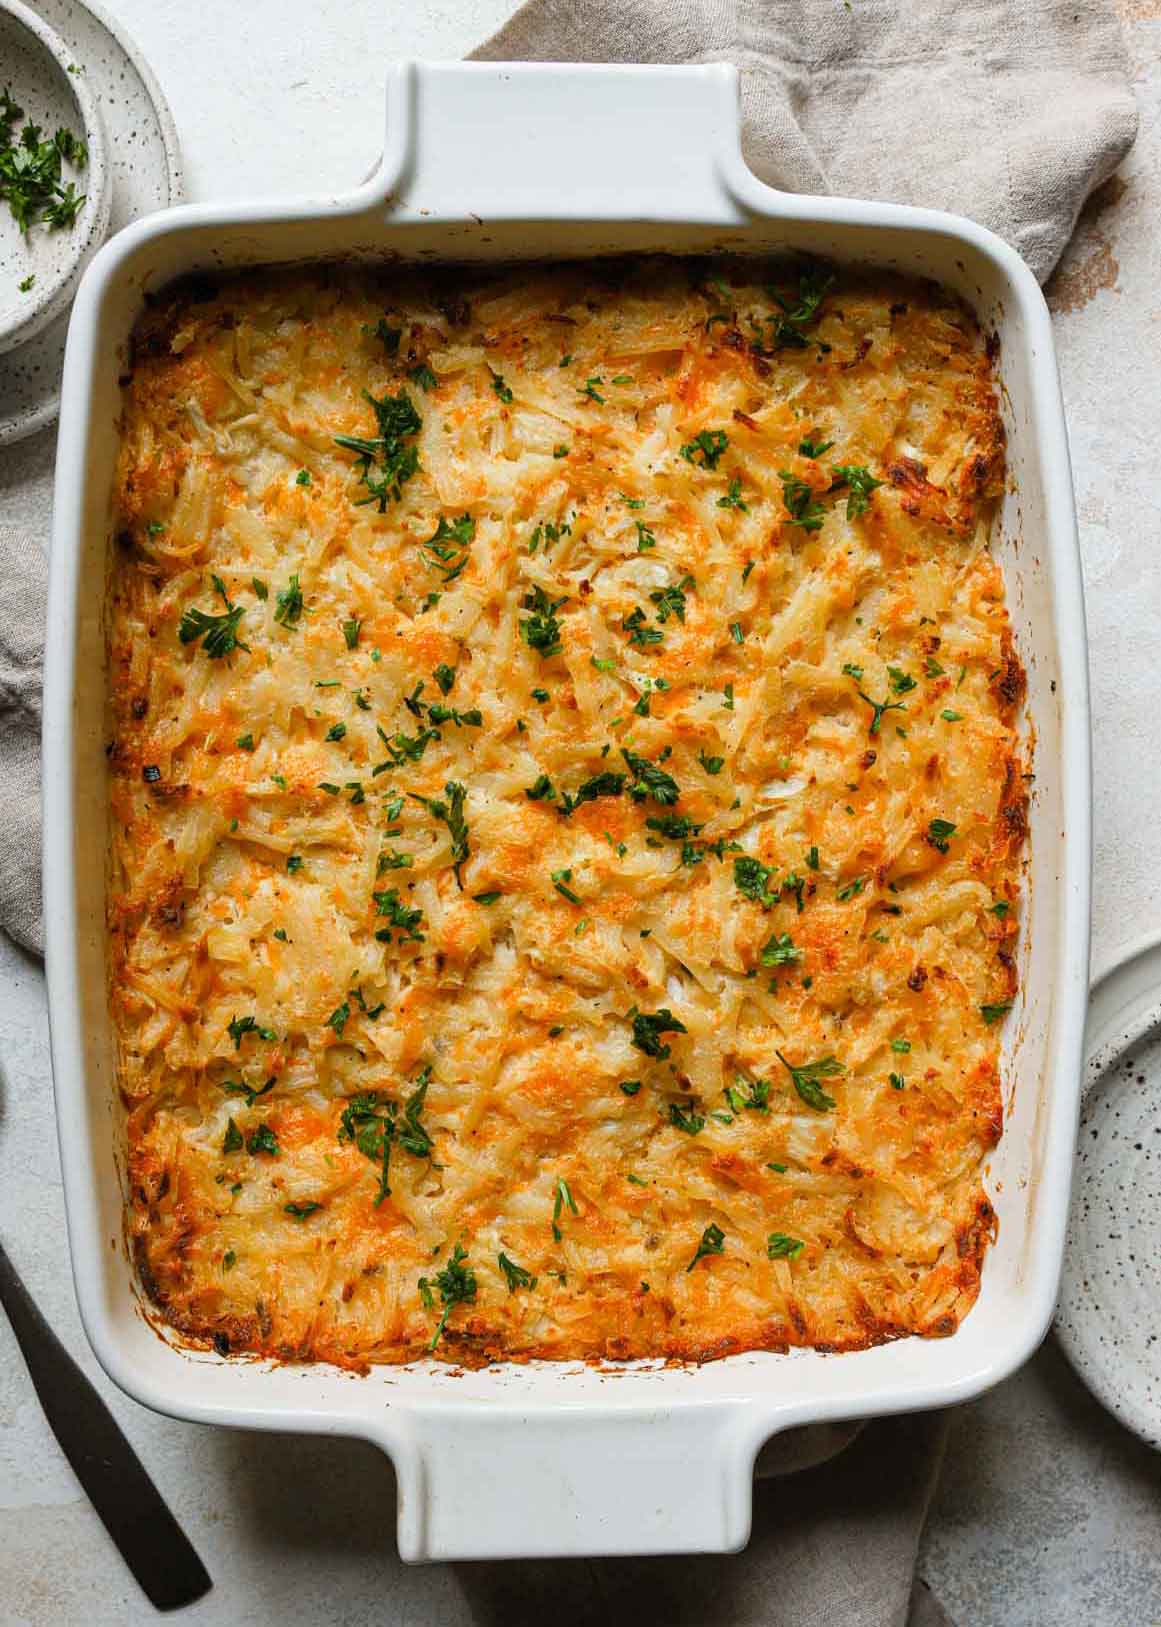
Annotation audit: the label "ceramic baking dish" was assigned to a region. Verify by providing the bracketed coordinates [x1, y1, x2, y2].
[43, 60, 1092, 1562]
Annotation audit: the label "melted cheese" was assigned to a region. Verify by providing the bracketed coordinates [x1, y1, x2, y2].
[108, 260, 1022, 1368]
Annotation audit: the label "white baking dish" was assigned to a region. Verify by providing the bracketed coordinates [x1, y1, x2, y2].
[43, 60, 1092, 1562]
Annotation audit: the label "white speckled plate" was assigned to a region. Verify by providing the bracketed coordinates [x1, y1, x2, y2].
[0, 0, 182, 444]
[1056, 931, 1161, 1450]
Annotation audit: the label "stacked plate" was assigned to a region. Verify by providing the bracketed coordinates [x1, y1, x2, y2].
[0, 0, 182, 444]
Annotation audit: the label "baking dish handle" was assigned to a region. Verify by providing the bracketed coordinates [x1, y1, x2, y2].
[373, 60, 752, 226]
[383, 1399, 759, 1561]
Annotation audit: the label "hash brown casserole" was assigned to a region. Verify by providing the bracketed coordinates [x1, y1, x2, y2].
[107, 259, 1025, 1367]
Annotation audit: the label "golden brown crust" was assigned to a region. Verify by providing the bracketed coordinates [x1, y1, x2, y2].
[108, 258, 1023, 1367]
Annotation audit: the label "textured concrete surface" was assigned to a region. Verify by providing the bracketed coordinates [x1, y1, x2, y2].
[3, 2, 1161, 1623]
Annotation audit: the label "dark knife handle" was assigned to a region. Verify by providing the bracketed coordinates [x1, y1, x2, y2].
[0, 1238, 212, 1611]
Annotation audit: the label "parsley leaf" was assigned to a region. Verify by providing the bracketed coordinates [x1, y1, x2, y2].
[767, 1232, 805, 1260]
[761, 932, 803, 966]
[372, 888, 426, 943]
[680, 429, 729, 470]
[520, 585, 567, 657]
[776, 1050, 844, 1112]
[734, 856, 779, 910]
[559, 771, 625, 817]
[650, 576, 694, 625]
[622, 749, 680, 805]
[779, 472, 826, 531]
[227, 1014, 276, 1049]
[489, 368, 514, 404]
[419, 1244, 476, 1350]
[717, 476, 749, 512]
[178, 575, 248, 658]
[410, 781, 469, 885]
[830, 464, 882, 519]
[668, 1101, 705, 1135]
[980, 1001, 1013, 1025]
[631, 1007, 687, 1059]
[927, 817, 957, 853]
[334, 388, 422, 510]
[551, 1175, 578, 1241]
[687, 1223, 726, 1271]
[274, 574, 304, 629]
[498, 1253, 537, 1292]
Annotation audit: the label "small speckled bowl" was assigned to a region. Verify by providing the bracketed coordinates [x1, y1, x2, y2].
[0, 0, 110, 356]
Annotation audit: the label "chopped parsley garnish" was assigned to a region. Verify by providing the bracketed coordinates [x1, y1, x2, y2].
[729, 621, 745, 644]
[274, 574, 304, 629]
[178, 575, 248, 658]
[725, 1075, 770, 1114]
[295, 469, 311, 487]
[551, 867, 582, 904]
[680, 429, 729, 470]
[489, 368, 514, 404]
[650, 576, 694, 624]
[668, 1101, 705, 1135]
[830, 464, 882, 519]
[408, 363, 437, 391]
[284, 1201, 321, 1219]
[842, 662, 864, 679]
[698, 751, 725, 776]
[761, 932, 803, 966]
[580, 376, 605, 403]
[525, 773, 556, 802]
[222, 1077, 275, 1107]
[472, 888, 502, 905]
[419, 1244, 476, 1350]
[622, 749, 680, 805]
[410, 781, 469, 885]
[717, 477, 748, 512]
[421, 513, 475, 581]
[856, 686, 906, 736]
[427, 703, 482, 728]
[0, 97, 88, 234]
[619, 1080, 643, 1096]
[334, 388, 422, 509]
[590, 655, 617, 673]
[925, 656, 945, 677]
[433, 663, 456, 694]
[767, 1232, 805, 1260]
[645, 812, 703, 840]
[776, 1049, 844, 1112]
[498, 1253, 537, 1292]
[836, 875, 865, 902]
[520, 585, 567, 657]
[734, 856, 779, 910]
[236, 733, 255, 751]
[624, 607, 665, 649]
[635, 520, 657, 551]
[286, 854, 303, 873]
[552, 1176, 578, 1241]
[372, 888, 425, 943]
[760, 268, 833, 351]
[927, 817, 957, 853]
[778, 472, 826, 531]
[326, 1000, 350, 1037]
[887, 666, 917, 695]
[325, 721, 347, 742]
[980, 1001, 1013, 1025]
[227, 1015, 276, 1049]
[990, 900, 1010, 917]
[807, 845, 820, 870]
[559, 771, 625, 818]
[342, 617, 361, 649]
[687, 1223, 726, 1271]
[941, 708, 963, 722]
[553, 444, 569, 458]
[631, 1007, 687, 1059]
[798, 434, 834, 458]
[889, 1073, 906, 1090]
[246, 1124, 279, 1157]
[891, 1038, 911, 1053]
[222, 1118, 243, 1154]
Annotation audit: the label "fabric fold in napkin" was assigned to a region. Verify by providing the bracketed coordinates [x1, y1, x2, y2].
[472, 0, 1138, 286]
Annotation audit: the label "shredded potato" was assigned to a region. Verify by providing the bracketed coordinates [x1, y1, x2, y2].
[108, 259, 1023, 1369]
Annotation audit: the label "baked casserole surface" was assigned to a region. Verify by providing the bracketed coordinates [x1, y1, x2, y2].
[108, 259, 1024, 1367]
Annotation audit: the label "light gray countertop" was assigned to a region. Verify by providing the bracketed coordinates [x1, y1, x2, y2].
[3, 2, 1161, 1622]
